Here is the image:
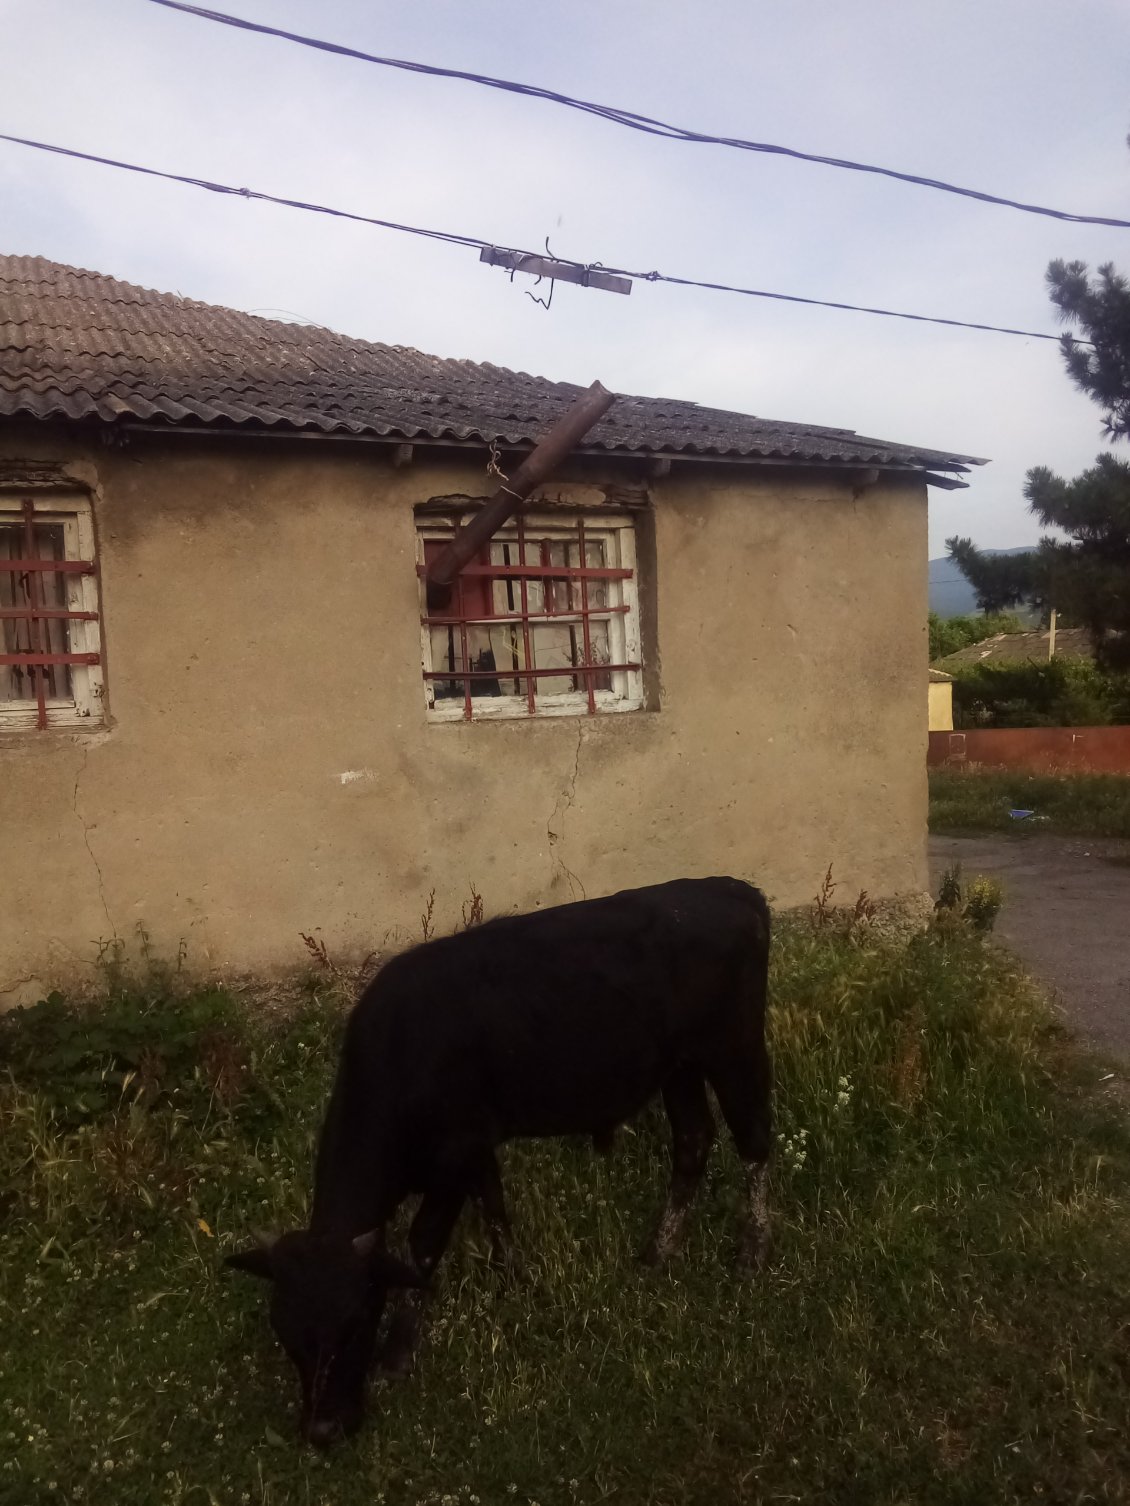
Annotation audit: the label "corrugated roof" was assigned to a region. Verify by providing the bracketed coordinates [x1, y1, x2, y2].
[933, 628, 1094, 671]
[0, 255, 986, 474]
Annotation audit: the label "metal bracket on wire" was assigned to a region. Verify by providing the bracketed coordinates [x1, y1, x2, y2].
[479, 244, 631, 296]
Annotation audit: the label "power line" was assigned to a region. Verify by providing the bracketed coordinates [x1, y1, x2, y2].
[0, 130, 1072, 343]
[144, 0, 1130, 231]
[0, 132, 485, 249]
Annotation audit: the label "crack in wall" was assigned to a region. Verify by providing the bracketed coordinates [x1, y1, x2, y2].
[547, 722, 586, 901]
[0, 972, 42, 1003]
[73, 747, 116, 937]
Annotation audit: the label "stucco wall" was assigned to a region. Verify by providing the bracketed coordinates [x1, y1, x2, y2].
[0, 426, 929, 1001]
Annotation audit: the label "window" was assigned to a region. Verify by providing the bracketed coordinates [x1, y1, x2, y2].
[0, 494, 104, 730]
[417, 511, 644, 721]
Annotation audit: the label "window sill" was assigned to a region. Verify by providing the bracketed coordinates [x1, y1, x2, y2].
[0, 706, 108, 742]
[426, 695, 645, 724]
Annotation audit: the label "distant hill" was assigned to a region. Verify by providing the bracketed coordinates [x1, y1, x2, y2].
[928, 546, 1038, 618]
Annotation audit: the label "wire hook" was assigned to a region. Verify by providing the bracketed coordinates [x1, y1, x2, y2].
[525, 273, 554, 311]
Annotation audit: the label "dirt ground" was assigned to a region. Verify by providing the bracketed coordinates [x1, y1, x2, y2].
[929, 833, 1130, 1062]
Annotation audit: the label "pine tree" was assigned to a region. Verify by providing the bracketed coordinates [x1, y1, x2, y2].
[946, 227, 1130, 666]
[1046, 260, 1130, 441]
[1025, 455, 1130, 670]
[946, 457, 1130, 668]
[942, 539, 1043, 615]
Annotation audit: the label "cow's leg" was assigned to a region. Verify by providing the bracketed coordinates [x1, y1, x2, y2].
[707, 1030, 773, 1270]
[379, 1177, 466, 1378]
[640, 1066, 715, 1265]
[470, 1148, 517, 1273]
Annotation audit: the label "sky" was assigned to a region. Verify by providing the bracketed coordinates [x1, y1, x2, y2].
[2, 0, 1129, 557]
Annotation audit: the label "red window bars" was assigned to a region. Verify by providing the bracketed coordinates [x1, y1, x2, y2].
[0, 499, 100, 730]
[419, 514, 640, 720]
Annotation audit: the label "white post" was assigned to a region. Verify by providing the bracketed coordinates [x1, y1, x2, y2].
[1048, 607, 1057, 660]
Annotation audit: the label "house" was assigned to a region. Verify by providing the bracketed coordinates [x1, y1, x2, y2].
[0, 255, 985, 1001]
[932, 626, 1093, 673]
[928, 668, 954, 732]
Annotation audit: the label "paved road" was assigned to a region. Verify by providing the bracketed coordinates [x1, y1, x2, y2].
[928, 834, 1130, 1061]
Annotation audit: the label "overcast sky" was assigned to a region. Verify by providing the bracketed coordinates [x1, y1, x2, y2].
[3, 0, 1129, 556]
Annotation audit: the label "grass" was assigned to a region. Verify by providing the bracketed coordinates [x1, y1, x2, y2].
[929, 769, 1130, 838]
[2, 916, 1130, 1505]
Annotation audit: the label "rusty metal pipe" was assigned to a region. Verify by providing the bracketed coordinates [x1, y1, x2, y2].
[425, 380, 616, 605]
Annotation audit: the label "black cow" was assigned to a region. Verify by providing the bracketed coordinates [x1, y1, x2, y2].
[227, 876, 772, 1444]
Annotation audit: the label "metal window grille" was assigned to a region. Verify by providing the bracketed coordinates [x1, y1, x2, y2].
[418, 512, 643, 721]
[0, 498, 102, 730]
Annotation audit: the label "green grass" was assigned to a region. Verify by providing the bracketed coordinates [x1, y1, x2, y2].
[930, 769, 1130, 837]
[2, 920, 1129, 1506]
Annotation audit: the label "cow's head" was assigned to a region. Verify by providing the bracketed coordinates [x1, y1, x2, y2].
[226, 1229, 424, 1445]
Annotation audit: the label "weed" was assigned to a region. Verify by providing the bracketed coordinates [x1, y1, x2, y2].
[812, 863, 836, 926]
[461, 885, 485, 931]
[851, 888, 877, 926]
[936, 861, 964, 912]
[299, 931, 337, 977]
[0, 985, 241, 1127]
[809, 867, 883, 943]
[420, 888, 437, 943]
[964, 874, 1005, 931]
[934, 862, 1004, 933]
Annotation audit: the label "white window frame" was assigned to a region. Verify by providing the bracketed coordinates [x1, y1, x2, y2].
[417, 511, 644, 723]
[0, 492, 105, 731]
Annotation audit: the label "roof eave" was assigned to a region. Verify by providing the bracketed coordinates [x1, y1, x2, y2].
[103, 417, 979, 481]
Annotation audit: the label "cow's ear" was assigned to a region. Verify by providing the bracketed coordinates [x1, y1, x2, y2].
[225, 1242, 276, 1280]
[371, 1252, 427, 1289]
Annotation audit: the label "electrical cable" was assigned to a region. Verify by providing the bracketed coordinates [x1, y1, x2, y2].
[144, 0, 1130, 231]
[0, 131, 1074, 343]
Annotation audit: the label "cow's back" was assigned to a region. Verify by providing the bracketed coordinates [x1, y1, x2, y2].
[345, 877, 768, 1144]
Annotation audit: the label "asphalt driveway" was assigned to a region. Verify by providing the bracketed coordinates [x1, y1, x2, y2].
[929, 833, 1130, 1061]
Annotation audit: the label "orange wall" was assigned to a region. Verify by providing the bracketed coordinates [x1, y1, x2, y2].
[929, 727, 1130, 774]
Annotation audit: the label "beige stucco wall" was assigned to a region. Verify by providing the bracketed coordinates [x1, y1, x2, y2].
[0, 426, 929, 1001]
[928, 680, 954, 732]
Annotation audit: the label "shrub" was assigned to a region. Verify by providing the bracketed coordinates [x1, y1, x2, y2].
[930, 769, 1130, 836]
[950, 657, 1130, 728]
